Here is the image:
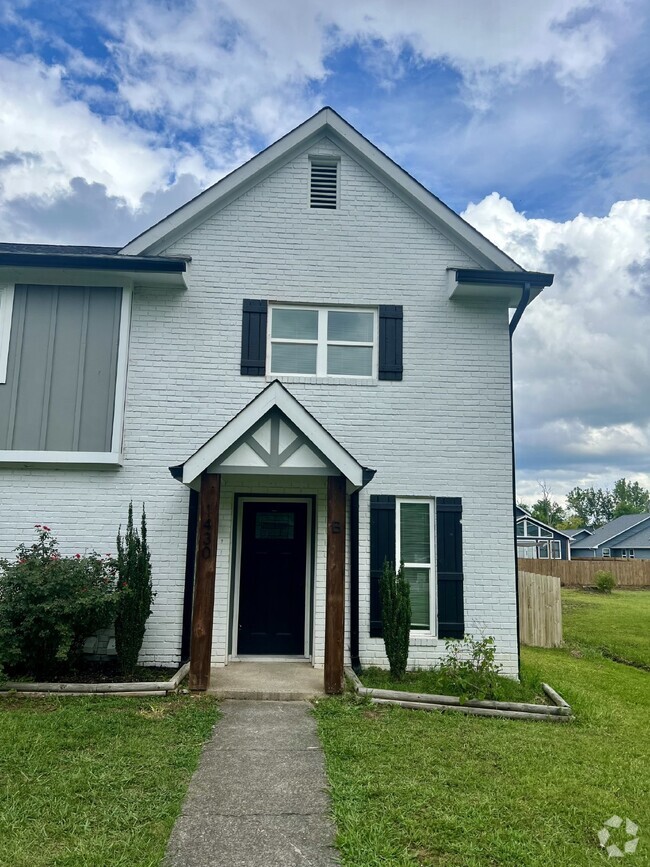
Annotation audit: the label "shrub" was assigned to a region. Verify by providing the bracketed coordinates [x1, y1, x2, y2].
[115, 503, 154, 677]
[594, 569, 616, 593]
[0, 526, 116, 678]
[379, 558, 411, 680]
[438, 635, 502, 701]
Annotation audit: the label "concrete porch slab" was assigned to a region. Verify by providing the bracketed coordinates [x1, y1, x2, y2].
[207, 661, 325, 700]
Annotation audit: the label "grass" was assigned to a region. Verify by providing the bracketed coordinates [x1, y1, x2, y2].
[315, 590, 650, 865]
[562, 588, 650, 669]
[0, 693, 219, 867]
[360, 662, 546, 704]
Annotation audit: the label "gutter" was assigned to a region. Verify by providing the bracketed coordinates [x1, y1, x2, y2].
[0, 251, 189, 273]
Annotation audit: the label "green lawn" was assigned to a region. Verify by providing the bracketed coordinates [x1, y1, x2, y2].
[562, 588, 650, 669]
[316, 648, 650, 864]
[0, 694, 219, 867]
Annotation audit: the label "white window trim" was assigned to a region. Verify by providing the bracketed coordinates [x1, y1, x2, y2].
[0, 282, 131, 465]
[550, 540, 562, 559]
[396, 497, 436, 637]
[602, 548, 611, 558]
[267, 304, 378, 380]
[0, 283, 15, 384]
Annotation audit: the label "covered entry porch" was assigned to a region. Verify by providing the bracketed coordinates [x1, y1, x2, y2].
[170, 381, 374, 695]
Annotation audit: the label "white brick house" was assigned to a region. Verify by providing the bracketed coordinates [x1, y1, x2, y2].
[0, 108, 553, 691]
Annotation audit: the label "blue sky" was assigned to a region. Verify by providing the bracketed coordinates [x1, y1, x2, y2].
[0, 0, 648, 505]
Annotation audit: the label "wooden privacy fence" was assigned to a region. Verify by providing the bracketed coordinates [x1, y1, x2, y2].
[519, 557, 650, 588]
[518, 571, 562, 648]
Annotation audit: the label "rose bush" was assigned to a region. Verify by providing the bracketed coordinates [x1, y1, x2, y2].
[0, 526, 117, 679]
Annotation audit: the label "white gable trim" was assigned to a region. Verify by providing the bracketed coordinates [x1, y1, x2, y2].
[119, 108, 521, 272]
[179, 380, 367, 489]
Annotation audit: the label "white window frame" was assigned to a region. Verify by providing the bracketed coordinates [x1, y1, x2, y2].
[396, 497, 436, 636]
[620, 549, 635, 559]
[602, 548, 611, 558]
[550, 540, 562, 559]
[0, 280, 131, 466]
[267, 304, 378, 379]
[0, 283, 15, 384]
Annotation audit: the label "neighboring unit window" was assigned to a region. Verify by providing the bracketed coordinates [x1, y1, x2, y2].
[539, 542, 549, 559]
[620, 549, 635, 559]
[310, 160, 338, 209]
[550, 540, 562, 559]
[397, 499, 434, 631]
[539, 527, 553, 538]
[516, 521, 525, 537]
[269, 306, 376, 378]
[602, 548, 611, 558]
[0, 284, 15, 384]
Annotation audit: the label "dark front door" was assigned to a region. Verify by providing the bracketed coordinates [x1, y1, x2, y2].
[238, 502, 308, 655]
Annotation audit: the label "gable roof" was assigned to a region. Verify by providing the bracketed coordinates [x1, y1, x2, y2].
[119, 107, 523, 272]
[606, 522, 650, 550]
[571, 513, 650, 549]
[515, 506, 572, 539]
[169, 380, 374, 491]
[563, 527, 592, 540]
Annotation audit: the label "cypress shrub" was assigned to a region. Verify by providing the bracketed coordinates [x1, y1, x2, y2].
[115, 503, 154, 676]
[379, 558, 411, 680]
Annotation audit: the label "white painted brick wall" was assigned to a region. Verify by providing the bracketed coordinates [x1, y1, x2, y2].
[0, 134, 518, 675]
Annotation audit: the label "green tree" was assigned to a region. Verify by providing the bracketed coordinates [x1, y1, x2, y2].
[115, 503, 154, 677]
[557, 514, 585, 531]
[524, 483, 565, 528]
[379, 559, 411, 680]
[612, 478, 650, 517]
[566, 486, 614, 528]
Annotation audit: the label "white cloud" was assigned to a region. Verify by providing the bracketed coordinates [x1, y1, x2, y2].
[463, 193, 650, 495]
[0, 56, 174, 206]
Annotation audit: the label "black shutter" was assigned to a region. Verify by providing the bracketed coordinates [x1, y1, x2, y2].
[369, 495, 396, 637]
[378, 305, 403, 381]
[241, 299, 268, 375]
[436, 497, 464, 638]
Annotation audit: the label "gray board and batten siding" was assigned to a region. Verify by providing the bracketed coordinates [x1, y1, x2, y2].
[0, 284, 121, 452]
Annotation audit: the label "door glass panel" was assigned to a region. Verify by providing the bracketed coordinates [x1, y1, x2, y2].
[255, 512, 295, 539]
[272, 308, 318, 339]
[404, 567, 430, 629]
[400, 502, 430, 563]
[327, 310, 374, 342]
[271, 343, 317, 374]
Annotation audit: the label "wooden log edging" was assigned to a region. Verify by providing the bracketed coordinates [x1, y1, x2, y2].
[0, 661, 191, 696]
[344, 668, 573, 722]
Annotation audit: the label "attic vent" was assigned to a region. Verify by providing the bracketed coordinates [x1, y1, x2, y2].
[310, 161, 338, 209]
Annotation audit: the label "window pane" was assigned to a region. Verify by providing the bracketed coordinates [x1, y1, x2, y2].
[526, 523, 539, 537]
[400, 502, 430, 563]
[539, 542, 549, 558]
[404, 567, 430, 629]
[327, 345, 373, 376]
[271, 343, 317, 374]
[272, 308, 318, 340]
[516, 522, 524, 536]
[550, 540, 561, 559]
[327, 310, 374, 342]
[539, 527, 553, 538]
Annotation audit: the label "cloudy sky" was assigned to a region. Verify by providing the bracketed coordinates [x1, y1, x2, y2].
[1, 0, 648, 505]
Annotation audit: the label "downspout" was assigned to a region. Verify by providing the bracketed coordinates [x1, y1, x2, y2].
[508, 282, 531, 679]
[349, 491, 361, 673]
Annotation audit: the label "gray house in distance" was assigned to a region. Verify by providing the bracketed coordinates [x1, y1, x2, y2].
[571, 513, 650, 559]
[515, 506, 572, 560]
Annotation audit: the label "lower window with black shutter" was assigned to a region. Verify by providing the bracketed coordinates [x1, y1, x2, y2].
[369, 494, 464, 639]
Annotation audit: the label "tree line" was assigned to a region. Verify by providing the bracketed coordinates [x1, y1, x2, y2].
[518, 479, 650, 530]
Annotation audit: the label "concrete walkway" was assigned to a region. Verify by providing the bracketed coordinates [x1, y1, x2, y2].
[164, 700, 339, 866]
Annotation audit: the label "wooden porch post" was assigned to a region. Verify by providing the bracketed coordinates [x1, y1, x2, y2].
[325, 475, 346, 695]
[189, 472, 220, 691]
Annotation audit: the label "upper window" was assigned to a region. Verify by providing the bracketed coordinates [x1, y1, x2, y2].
[397, 499, 434, 631]
[517, 519, 553, 538]
[268, 306, 377, 378]
[0, 284, 15, 384]
[310, 160, 338, 209]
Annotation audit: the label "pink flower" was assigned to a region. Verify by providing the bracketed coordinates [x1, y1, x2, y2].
[34, 524, 41, 529]
[43, 525, 51, 532]
[75, 553, 81, 559]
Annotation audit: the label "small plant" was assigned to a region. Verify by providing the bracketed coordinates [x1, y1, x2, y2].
[379, 558, 411, 680]
[594, 570, 616, 593]
[0, 526, 116, 678]
[437, 635, 501, 701]
[115, 503, 155, 677]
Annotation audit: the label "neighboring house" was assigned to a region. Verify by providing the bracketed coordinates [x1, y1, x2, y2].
[515, 506, 572, 560]
[563, 527, 593, 544]
[0, 108, 554, 692]
[571, 513, 650, 559]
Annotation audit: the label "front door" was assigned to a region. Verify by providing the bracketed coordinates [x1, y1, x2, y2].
[238, 502, 308, 655]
